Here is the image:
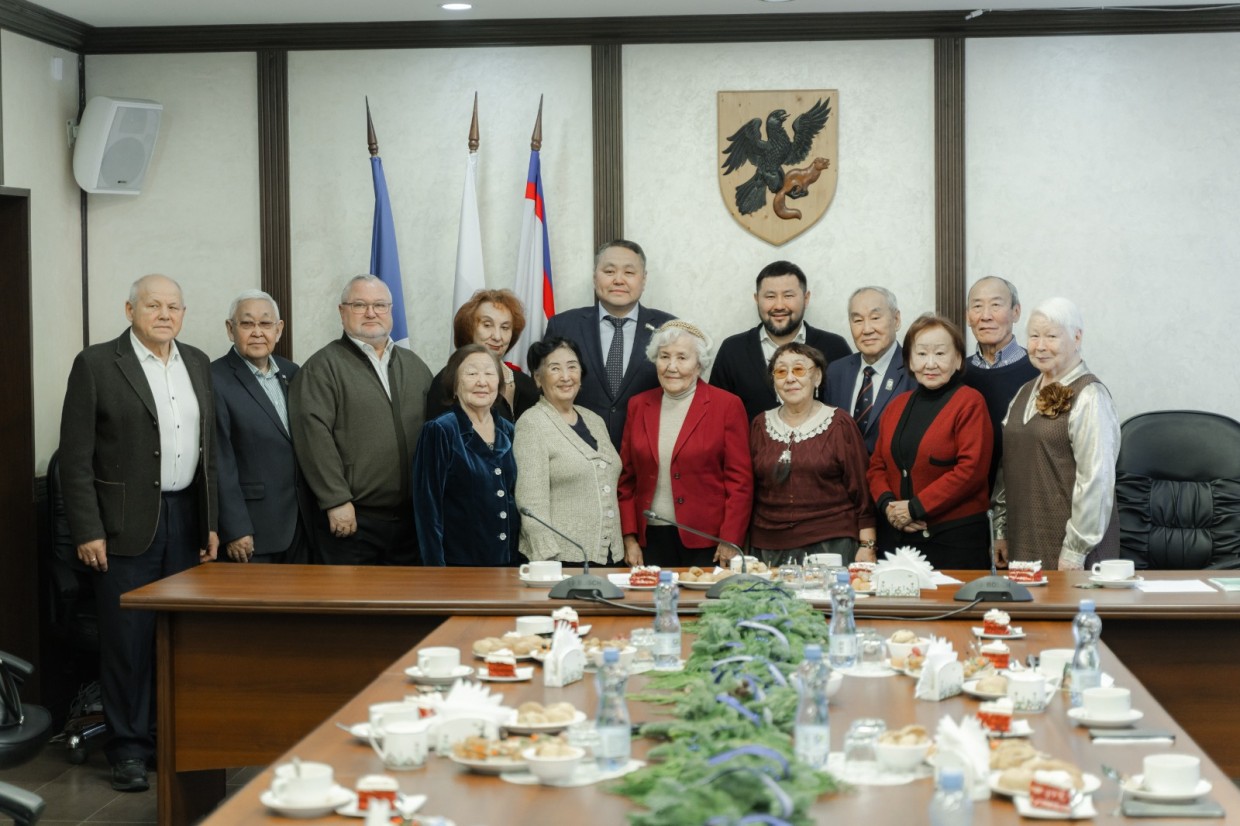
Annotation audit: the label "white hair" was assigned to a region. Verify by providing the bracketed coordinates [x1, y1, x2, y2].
[128, 274, 183, 306]
[227, 289, 280, 321]
[1029, 296, 1083, 338]
[339, 274, 391, 304]
[644, 321, 715, 372]
[848, 285, 899, 314]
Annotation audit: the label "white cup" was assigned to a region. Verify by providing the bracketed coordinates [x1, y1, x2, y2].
[520, 560, 562, 580]
[1142, 753, 1201, 795]
[1038, 648, 1075, 684]
[416, 646, 460, 677]
[1092, 559, 1135, 580]
[1008, 671, 1049, 712]
[515, 615, 554, 636]
[369, 718, 430, 771]
[730, 555, 760, 572]
[369, 700, 427, 736]
[806, 553, 844, 568]
[1083, 686, 1132, 719]
[270, 760, 334, 805]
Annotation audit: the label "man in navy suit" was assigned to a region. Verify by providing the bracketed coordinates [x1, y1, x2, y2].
[543, 239, 674, 448]
[710, 260, 851, 421]
[825, 286, 917, 454]
[212, 290, 313, 562]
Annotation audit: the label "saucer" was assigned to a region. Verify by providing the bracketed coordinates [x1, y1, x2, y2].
[503, 710, 587, 735]
[519, 574, 570, 588]
[261, 785, 354, 818]
[962, 678, 1006, 700]
[337, 793, 426, 818]
[405, 664, 475, 685]
[1090, 574, 1144, 589]
[1067, 706, 1144, 727]
[1013, 793, 1097, 820]
[476, 666, 535, 682]
[971, 625, 1026, 640]
[1123, 775, 1212, 802]
[346, 722, 371, 740]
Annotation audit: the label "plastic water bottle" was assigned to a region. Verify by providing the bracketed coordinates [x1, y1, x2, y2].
[929, 768, 973, 826]
[828, 570, 857, 669]
[1069, 598, 1103, 707]
[794, 644, 831, 770]
[653, 571, 681, 671]
[594, 647, 631, 771]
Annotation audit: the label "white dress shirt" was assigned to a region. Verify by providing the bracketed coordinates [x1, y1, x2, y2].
[759, 322, 807, 365]
[131, 331, 200, 492]
[848, 341, 898, 412]
[348, 335, 393, 399]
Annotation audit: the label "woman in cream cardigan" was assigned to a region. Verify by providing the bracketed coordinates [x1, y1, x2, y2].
[514, 337, 623, 565]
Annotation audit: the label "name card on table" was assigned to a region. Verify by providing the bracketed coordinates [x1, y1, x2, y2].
[874, 568, 921, 597]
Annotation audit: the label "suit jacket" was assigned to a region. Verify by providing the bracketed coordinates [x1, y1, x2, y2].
[59, 330, 217, 557]
[617, 380, 753, 548]
[544, 302, 675, 449]
[824, 345, 917, 454]
[211, 348, 310, 555]
[709, 323, 852, 421]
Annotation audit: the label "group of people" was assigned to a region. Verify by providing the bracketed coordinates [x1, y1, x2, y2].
[56, 241, 1120, 792]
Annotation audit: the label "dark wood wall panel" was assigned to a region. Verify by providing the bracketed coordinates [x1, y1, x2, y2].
[257, 49, 292, 360]
[934, 36, 966, 328]
[591, 44, 623, 248]
[0, 0, 87, 50]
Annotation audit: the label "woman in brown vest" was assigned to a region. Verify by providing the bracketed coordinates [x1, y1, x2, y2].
[994, 297, 1120, 570]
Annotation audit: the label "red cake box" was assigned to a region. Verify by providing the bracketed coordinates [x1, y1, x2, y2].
[1029, 770, 1075, 813]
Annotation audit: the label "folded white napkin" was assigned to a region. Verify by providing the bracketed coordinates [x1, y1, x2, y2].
[934, 715, 992, 801]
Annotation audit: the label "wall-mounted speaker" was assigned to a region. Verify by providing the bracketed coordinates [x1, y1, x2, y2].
[73, 96, 163, 195]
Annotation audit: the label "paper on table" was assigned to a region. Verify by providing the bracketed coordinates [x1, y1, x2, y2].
[931, 571, 964, 585]
[1134, 579, 1216, 593]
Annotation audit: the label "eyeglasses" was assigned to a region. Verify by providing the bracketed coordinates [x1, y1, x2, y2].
[342, 301, 393, 315]
[772, 364, 812, 380]
[233, 320, 278, 332]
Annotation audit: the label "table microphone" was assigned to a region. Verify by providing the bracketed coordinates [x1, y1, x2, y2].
[641, 509, 767, 598]
[518, 507, 624, 600]
[954, 509, 1033, 602]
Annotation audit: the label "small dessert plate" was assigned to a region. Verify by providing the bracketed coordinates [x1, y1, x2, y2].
[971, 626, 1026, 640]
[986, 719, 1034, 739]
[346, 722, 371, 740]
[1089, 575, 1144, 589]
[1005, 576, 1049, 586]
[261, 786, 354, 818]
[989, 770, 1101, 797]
[1123, 775, 1213, 803]
[519, 574, 570, 588]
[962, 678, 1006, 700]
[1067, 707, 1144, 728]
[448, 753, 527, 775]
[336, 793, 427, 818]
[607, 572, 679, 590]
[473, 650, 539, 662]
[405, 664, 475, 685]
[678, 580, 718, 590]
[1013, 793, 1098, 820]
[503, 710, 587, 735]
[476, 666, 535, 683]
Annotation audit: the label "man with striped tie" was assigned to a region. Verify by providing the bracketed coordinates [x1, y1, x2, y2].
[824, 286, 916, 454]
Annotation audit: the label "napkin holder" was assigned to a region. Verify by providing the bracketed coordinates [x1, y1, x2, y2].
[915, 658, 963, 701]
[430, 715, 501, 754]
[873, 568, 921, 597]
[543, 624, 585, 688]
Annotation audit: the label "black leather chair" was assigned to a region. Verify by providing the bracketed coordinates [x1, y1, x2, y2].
[1116, 410, 1240, 569]
[0, 650, 52, 825]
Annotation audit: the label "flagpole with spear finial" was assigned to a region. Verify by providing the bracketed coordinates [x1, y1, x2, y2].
[530, 94, 543, 152]
[364, 96, 411, 346]
[366, 96, 379, 157]
[451, 92, 487, 343]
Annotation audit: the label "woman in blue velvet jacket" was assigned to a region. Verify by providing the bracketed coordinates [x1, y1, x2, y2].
[412, 344, 521, 566]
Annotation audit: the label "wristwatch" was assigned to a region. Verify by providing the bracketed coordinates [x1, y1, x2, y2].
[859, 539, 876, 550]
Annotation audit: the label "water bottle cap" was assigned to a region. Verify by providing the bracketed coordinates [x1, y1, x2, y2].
[603, 647, 619, 664]
[835, 570, 849, 584]
[804, 644, 822, 661]
[1079, 598, 1096, 613]
[938, 768, 964, 791]
[659, 571, 673, 583]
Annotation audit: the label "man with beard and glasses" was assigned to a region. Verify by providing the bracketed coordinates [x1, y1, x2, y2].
[709, 260, 850, 421]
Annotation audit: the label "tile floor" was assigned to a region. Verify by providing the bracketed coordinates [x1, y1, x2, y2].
[0, 741, 259, 825]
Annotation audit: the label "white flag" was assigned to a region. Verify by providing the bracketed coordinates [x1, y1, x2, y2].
[451, 151, 486, 348]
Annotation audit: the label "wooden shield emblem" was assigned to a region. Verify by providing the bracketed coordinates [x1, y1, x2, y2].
[718, 90, 839, 246]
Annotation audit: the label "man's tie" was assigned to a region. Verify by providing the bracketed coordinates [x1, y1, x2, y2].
[605, 316, 627, 397]
[853, 365, 877, 431]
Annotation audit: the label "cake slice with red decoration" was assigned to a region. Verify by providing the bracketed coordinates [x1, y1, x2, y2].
[980, 640, 1010, 670]
[485, 649, 517, 679]
[1029, 770, 1076, 813]
[628, 566, 661, 587]
[983, 608, 1011, 636]
[551, 606, 579, 631]
[1008, 560, 1043, 583]
[977, 697, 1013, 733]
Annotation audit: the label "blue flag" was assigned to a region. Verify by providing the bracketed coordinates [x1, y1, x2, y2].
[369, 155, 409, 347]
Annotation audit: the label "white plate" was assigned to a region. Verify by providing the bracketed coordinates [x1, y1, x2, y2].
[346, 722, 371, 740]
[971, 625, 1026, 640]
[1090, 575, 1144, 589]
[503, 709, 587, 734]
[448, 753, 527, 775]
[962, 678, 1007, 700]
[519, 574, 571, 588]
[1067, 707, 1143, 728]
[261, 786, 354, 818]
[336, 793, 426, 818]
[608, 572, 678, 590]
[678, 580, 721, 590]
[473, 650, 540, 662]
[476, 666, 535, 682]
[987, 718, 1034, 738]
[1005, 576, 1049, 586]
[405, 664, 476, 685]
[989, 770, 1101, 797]
[1013, 793, 1098, 820]
[1123, 775, 1212, 802]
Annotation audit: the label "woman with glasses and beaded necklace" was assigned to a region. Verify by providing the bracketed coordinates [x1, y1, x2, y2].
[749, 342, 876, 567]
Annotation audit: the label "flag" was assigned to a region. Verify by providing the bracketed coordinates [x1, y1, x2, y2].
[452, 150, 486, 344]
[512, 148, 554, 371]
[369, 154, 410, 348]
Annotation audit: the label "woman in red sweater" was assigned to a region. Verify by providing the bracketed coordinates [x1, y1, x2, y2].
[867, 315, 994, 568]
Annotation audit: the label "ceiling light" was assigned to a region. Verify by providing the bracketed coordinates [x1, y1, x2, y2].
[441, 3, 472, 9]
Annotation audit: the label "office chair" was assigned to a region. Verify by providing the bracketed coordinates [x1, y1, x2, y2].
[1115, 410, 1240, 569]
[0, 650, 52, 825]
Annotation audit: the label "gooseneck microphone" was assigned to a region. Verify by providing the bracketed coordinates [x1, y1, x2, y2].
[519, 507, 624, 600]
[642, 509, 766, 598]
[953, 509, 1033, 603]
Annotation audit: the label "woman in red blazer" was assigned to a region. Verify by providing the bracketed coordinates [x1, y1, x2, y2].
[867, 315, 994, 569]
[618, 320, 754, 569]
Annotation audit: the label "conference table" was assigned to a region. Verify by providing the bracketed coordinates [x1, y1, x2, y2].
[121, 565, 1240, 823]
[203, 614, 1240, 824]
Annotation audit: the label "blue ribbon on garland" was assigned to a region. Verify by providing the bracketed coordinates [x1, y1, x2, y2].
[714, 693, 761, 725]
[735, 620, 791, 653]
[709, 655, 788, 687]
[696, 765, 796, 819]
[706, 745, 791, 778]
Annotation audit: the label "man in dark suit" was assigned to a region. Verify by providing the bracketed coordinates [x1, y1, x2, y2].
[710, 260, 851, 421]
[212, 290, 312, 563]
[543, 239, 674, 448]
[58, 274, 218, 792]
[825, 286, 917, 454]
